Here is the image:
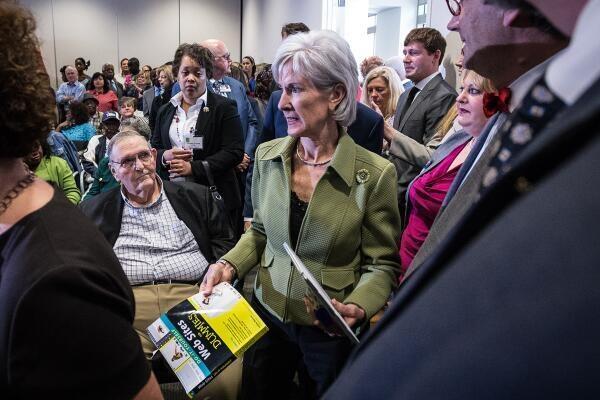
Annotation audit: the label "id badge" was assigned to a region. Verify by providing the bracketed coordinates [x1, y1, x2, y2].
[221, 84, 232, 93]
[184, 136, 203, 150]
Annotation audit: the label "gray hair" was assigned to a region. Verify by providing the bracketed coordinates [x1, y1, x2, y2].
[272, 30, 357, 127]
[106, 130, 149, 161]
[120, 116, 151, 139]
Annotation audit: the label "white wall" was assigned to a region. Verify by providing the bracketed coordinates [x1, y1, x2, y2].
[180, 0, 241, 55]
[375, 7, 402, 61]
[398, 0, 417, 49]
[19, 0, 242, 88]
[428, 0, 451, 37]
[428, 0, 462, 89]
[241, 0, 322, 64]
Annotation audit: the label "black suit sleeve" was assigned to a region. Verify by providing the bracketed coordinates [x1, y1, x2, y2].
[257, 92, 278, 145]
[364, 113, 384, 154]
[190, 100, 244, 182]
[151, 103, 172, 173]
[204, 187, 237, 259]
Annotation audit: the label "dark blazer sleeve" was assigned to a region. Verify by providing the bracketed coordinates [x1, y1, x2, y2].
[348, 102, 384, 154]
[150, 102, 176, 176]
[243, 96, 259, 156]
[166, 181, 236, 262]
[78, 187, 124, 246]
[148, 88, 169, 134]
[189, 95, 244, 183]
[258, 90, 280, 145]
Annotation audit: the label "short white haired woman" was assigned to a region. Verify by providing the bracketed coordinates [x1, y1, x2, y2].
[201, 30, 401, 398]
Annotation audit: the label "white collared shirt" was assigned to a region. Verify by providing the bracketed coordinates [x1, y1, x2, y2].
[411, 71, 440, 102]
[546, 0, 600, 106]
[168, 91, 208, 148]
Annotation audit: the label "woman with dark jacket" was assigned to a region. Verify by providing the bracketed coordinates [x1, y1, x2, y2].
[151, 43, 244, 228]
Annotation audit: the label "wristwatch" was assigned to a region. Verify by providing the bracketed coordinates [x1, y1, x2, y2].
[216, 259, 237, 280]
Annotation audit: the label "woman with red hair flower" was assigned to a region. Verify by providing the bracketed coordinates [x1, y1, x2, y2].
[399, 69, 500, 279]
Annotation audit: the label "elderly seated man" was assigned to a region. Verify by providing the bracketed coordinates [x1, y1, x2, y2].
[80, 130, 242, 397]
[80, 129, 235, 347]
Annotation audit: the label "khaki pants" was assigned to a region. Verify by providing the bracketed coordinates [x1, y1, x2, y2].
[133, 284, 241, 400]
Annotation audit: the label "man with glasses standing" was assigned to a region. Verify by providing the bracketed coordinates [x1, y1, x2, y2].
[200, 39, 259, 235]
[80, 130, 236, 360]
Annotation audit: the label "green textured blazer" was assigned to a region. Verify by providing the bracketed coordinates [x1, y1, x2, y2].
[223, 131, 401, 326]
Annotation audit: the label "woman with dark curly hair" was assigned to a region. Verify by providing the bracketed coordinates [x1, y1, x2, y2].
[0, 2, 161, 398]
[87, 71, 118, 112]
[152, 43, 244, 226]
[75, 56, 91, 84]
[55, 100, 96, 146]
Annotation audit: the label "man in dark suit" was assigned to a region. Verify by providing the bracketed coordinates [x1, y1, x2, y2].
[324, 1, 599, 398]
[202, 39, 259, 231]
[388, 27, 457, 216]
[201, 39, 259, 171]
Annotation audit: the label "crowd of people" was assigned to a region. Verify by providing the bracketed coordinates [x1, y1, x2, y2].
[1, 0, 599, 399]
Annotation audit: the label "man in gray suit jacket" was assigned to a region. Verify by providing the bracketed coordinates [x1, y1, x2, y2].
[405, 0, 568, 276]
[388, 28, 457, 218]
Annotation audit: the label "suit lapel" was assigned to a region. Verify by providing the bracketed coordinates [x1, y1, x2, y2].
[398, 75, 442, 130]
[194, 91, 213, 143]
[161, 105, 176, 150]
[442, 112, 506, 207]
[100, 189, 125, 246]
[393, 90, 410, 130]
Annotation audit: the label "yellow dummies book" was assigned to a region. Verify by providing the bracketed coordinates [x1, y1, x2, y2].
[147, 282, 268, 397]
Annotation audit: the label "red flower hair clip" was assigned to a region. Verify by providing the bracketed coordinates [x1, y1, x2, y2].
[483, 87, 512, 118]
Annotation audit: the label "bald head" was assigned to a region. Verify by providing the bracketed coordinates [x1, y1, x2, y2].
[200, 39, 231, 79]
[200, 39, 224, 52]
